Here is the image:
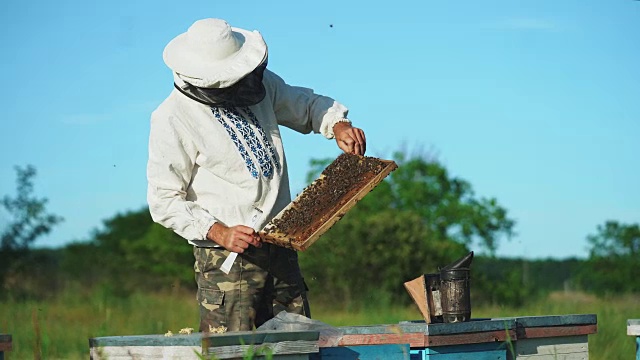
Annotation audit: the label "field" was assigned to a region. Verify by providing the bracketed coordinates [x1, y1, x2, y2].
[1, 290, 638, 359]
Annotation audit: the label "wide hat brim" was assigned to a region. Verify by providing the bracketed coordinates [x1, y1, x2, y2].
[163, 22, 267, 89]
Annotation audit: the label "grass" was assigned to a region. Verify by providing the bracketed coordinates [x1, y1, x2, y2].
[2, 289, 199, 360]
[1, 290, 638, 359]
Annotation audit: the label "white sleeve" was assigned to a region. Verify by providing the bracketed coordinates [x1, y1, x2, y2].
[146, 111, 217, 241]
[264, 69, 351, 139]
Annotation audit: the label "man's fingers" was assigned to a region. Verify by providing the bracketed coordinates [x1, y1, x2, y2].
[235, 232, 255, 244]
[339, 134, 366, 155]
[235, 240, 249, 250]
[228, 227, 262, 250]
[354, 129, 366, 155]
[247, 234, 262, 247]
[340, 139, 354, 154]
[235, 225, 256, 235]
[334, 124, 367, 155]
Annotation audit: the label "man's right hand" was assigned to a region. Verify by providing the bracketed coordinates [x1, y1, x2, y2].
[207, 223, 262, 253]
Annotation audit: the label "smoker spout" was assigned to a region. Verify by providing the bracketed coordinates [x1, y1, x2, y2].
[442, 251, 474, 270]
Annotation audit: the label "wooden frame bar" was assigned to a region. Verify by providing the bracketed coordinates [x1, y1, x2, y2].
[261, 156, 397, 251]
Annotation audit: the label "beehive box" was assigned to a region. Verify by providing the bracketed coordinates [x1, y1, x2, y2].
[89, 330, 319, 360]
[627, 319, 639, 360]
[0, 334, 12, 359]
[260, 153, 397, 251]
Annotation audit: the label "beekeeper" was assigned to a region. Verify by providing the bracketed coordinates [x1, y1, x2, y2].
[147, 18, 366, 332]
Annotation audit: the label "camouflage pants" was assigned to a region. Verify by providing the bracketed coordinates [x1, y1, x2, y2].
[193, 243, 310, 332]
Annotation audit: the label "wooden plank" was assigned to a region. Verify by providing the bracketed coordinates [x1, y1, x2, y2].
[313, 344, 411, 360]
[90, 330, 319, 359]
[338, 333, 426, 347]
[628, 319, 640, 336]
[515, 336, 588, 356]
[425, 319, 517, 336]
[426, 329, 516, 347]
[340, 323, 429, 335]
[261, 156, 397, 251]
[518, 325, 597, 339]
[338, 329, 516, 348]
[507, 315, 596, 328]
[90, 345, 202, 359]
[89, 333, 201, 347]
[202, 330, 319, 347]
[90, 330, 317, 347]
[341, 319, 516, 337]
[515, 353, 587, 360]
[337, 320, 517, 347]
[205, 340, 318, 359]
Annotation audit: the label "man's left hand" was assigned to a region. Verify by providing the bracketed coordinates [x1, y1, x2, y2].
[333, 122, 366, 155]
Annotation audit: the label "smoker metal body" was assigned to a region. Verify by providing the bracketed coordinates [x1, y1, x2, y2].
[424, 251, 473, 323]
[440, 267, 471, 323]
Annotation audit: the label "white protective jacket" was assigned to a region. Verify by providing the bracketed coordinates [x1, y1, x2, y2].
[147, 69, 350, 246]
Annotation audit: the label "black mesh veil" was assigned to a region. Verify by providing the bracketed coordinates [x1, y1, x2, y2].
[175, 60, 268, 107]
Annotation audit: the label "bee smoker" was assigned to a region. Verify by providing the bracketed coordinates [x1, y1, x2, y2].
[425, 251, 474, 323]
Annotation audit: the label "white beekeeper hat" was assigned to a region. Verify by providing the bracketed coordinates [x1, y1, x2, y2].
[163, 18, 267, 88]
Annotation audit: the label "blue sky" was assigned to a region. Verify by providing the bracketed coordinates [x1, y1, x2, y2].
[0, 0, 638, 259]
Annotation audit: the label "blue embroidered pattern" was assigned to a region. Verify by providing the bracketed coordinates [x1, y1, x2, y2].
[211, 107, 259, 178]
[212, 107, 280, 179]
[241, 107, 281, 172]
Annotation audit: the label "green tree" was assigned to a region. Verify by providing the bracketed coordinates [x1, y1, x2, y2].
[579, 221, 640, 294]
[121, 222, 195, 289]
[0, 165, 63, 294]
[61, 207, 194, 295]
[300, 151, 515, 306]
[587, 221, 639, 258]
[1, 165, 63, 251]
[470, 256, 586, 306]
